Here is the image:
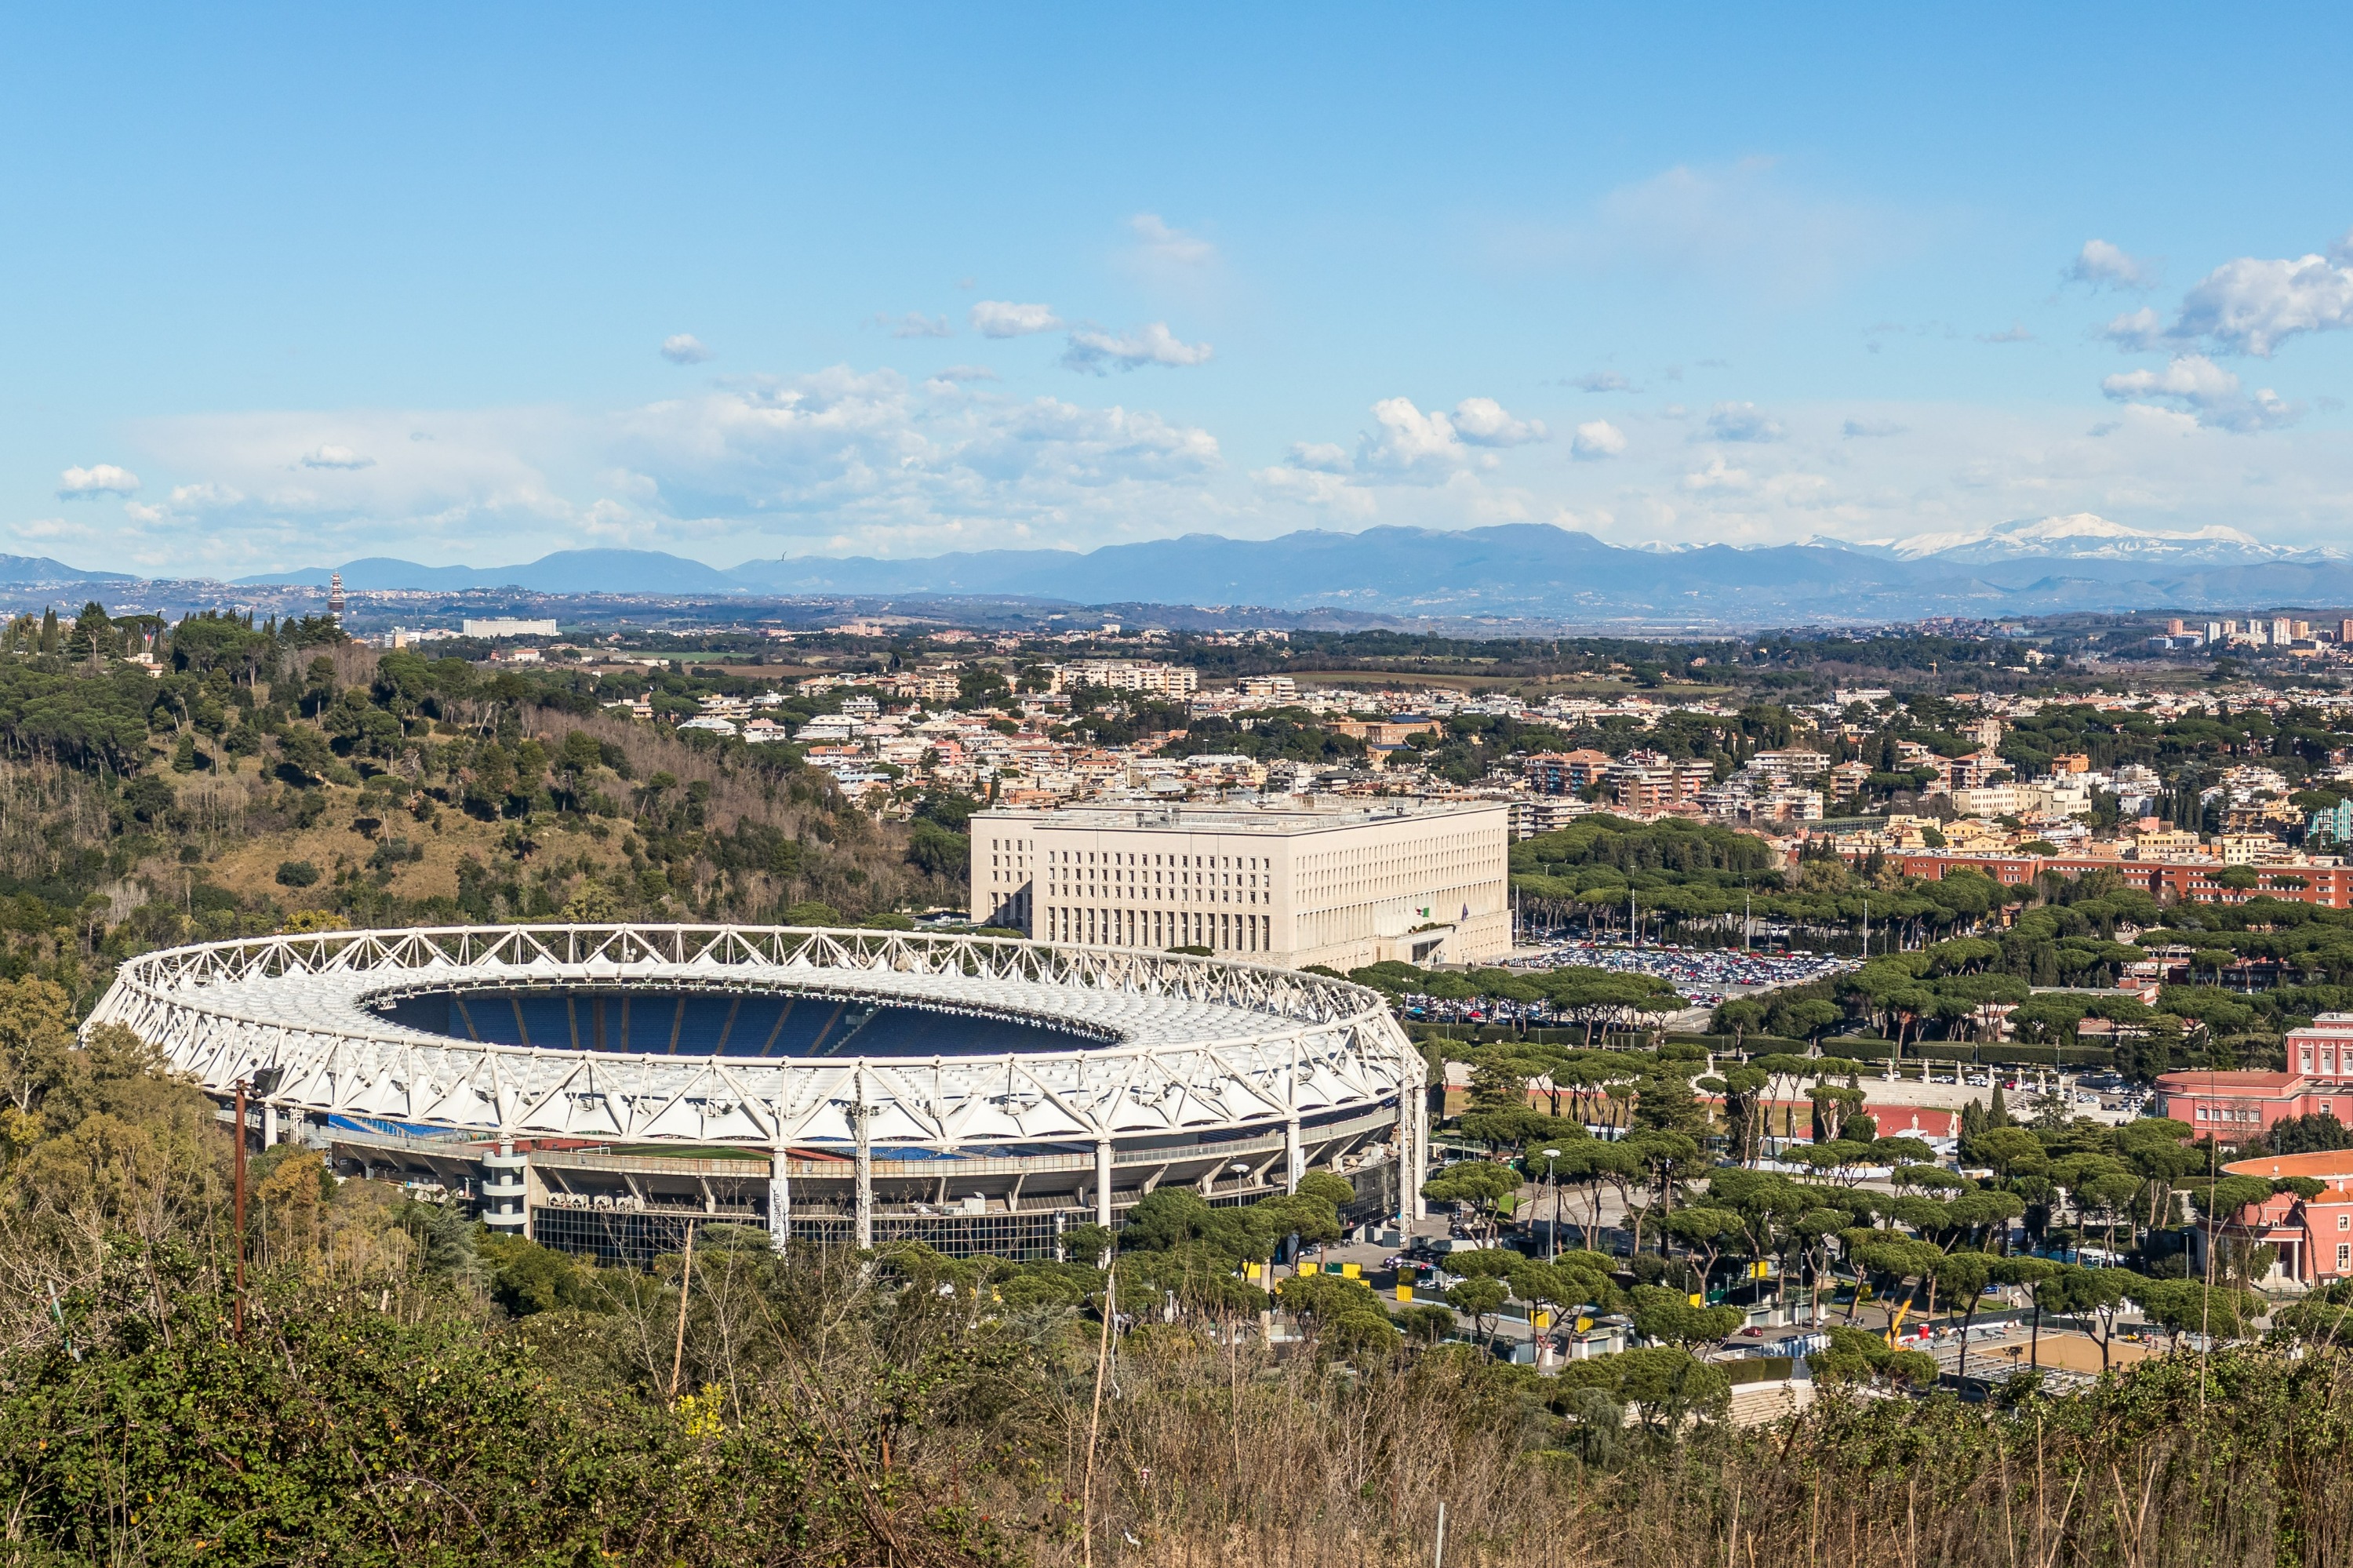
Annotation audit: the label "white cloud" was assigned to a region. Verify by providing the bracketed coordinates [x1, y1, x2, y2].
[2068, 238, 2156, 291]
[612, 368, 1221, 539]
[2100, 307, 2166, 351]
[1977, 322, 2033, 344]
[926, 365, 998, 383]
[1681, 454, 1755, 493]
[1570, 369, 1635, 392]
[1449, 397, 1546, 447]
[1356, 397, 1464, 474]
[2169, 246, 2353, 357]
[110, 368, 1231, 569]
[2100, 353, 2299, 431]
[1129, 213, 1216, 268]
[970, 300, 1063, 338]
[1061, 322, 1213, 374]
[1287, 442, 1351, 473]
[1842, 417, 1907, 438]
[1570, 420, 1627, 460]
[56, 464, 140, 498]
[877, 312, 954, 339]
[660, 334, 715, 365]
[1251, 464, 1376, 518]
[300, 445, 375, 470]
[1701, 402, 1784, 442]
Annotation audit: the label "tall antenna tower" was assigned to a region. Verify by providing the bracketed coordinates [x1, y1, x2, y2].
[328, 571, 346, 622]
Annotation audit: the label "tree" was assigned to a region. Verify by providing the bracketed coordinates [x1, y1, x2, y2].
[1933, 1251, 1995, 1383]
[1444, 1276, 1509, 1342]
[1852, 1237, 1944, 1330]
[1664, 1206, 1744, 1290]
[2039, 1265, 2135, 1373]
[1807, 1326, 1939, 1392]
[1508, 1255, 1620, 1329]
[1779, 999, 1845, 1053]
[1420, 1161, 1522, 1242]
[2137, 1277, 2262, 1350]
[1715, 998, 1767, 1052]
[1628, 1283, 1740, 1348]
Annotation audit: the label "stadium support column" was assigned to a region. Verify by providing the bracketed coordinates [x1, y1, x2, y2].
[1408, 1068, 1430, 1223]
[1094, 1137, 1114, 1229]
[853, 1070, 874, 1249]
[768, 1143, 791, 1250]
[261, 1099, 279, 1147]
[1285, 1116, 1303, 1193]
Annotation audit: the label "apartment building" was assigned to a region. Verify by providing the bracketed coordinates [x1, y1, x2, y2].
[969, 799, 1510, 970]
[1609, 752, 1715, 814]
[1056, 660, 1199, 697]
[1523, 749, 1615, 795]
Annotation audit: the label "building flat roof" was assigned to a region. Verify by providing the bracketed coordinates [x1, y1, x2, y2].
[973, 799, 1504, 836]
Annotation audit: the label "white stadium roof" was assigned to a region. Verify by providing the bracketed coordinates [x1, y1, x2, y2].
[88, 924, 1422, 1152]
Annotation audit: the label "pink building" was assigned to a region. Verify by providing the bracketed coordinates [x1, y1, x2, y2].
[2155, 1014, 2353, 1141]
[2209, 1150, 2353, 1286]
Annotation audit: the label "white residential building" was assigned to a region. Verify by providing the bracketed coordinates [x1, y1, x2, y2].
[969, 799, 1509, 970]
[1056, 660, 1200, 697]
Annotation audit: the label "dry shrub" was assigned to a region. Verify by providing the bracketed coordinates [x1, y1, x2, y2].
[1002, 1325, 2353, 1568]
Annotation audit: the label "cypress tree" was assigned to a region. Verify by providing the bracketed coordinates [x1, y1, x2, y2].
[38, 606, 56, 654]
[1989, 1082, 2012, 1128]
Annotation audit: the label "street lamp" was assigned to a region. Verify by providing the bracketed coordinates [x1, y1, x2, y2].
[232, 1065, 284, 1340]
[1540, 1148, 1561, 1262]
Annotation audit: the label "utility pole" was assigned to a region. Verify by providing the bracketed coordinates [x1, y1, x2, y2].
[1541, 1148, 1560, 1263]
[230, 1066, 281, 1341]
[233, 1077, 247, 1341]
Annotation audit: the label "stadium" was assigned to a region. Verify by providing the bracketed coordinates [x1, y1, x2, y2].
[85, 923, 1428, 1263]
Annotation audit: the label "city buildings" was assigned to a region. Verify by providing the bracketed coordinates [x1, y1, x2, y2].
[1056, 660, 1199, 697]
[969, 799, 1510, 970]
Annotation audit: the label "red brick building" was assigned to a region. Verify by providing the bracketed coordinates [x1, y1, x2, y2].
[1856, 849, 2353, 909]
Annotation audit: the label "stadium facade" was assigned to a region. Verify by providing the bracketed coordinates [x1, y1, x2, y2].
[86, 924, 1427, 1264]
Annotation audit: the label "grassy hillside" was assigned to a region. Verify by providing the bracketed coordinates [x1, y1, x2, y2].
[0, 607, 963, 1013]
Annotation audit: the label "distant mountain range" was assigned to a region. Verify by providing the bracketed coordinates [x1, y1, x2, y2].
[1851, 513, 2328, 567]
[232, 549, 741, 595]
[0, 554, 136, 586]
[2, 515, 2344, 625]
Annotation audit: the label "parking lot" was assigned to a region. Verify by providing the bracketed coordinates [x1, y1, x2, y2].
[1511, 940, 1856, 1003]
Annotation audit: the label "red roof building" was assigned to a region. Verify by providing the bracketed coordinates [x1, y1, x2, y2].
[2209, 1150, 2353, 1286]
[1853, 849, 2352, 909]
[2155, 1016, 2353, 1140]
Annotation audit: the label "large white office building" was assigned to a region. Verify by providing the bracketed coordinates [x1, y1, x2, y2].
[969, 799, 1511, 971]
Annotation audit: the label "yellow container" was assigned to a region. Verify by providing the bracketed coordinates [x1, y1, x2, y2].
[1341, 1261, 1361, 1279]
[1687, 1293, 1704, 1308]
[1533, 1311, 1551, 1329]
[1245, 1262, 1262, 1281]
[1395, 1283, 1413, 1303]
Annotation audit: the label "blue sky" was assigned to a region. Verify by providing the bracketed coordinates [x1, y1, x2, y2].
[8, 4, 2353, 575]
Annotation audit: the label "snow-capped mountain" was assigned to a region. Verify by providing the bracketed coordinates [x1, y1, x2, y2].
[1872, 513, 2327, 565]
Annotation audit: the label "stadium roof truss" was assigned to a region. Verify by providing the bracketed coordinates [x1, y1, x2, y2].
[86, 924, 1424, 1151]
